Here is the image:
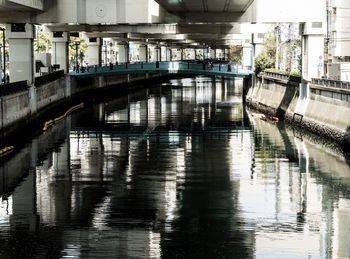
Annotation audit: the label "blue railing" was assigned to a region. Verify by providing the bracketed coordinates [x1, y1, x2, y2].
[70, 61, 251, 78]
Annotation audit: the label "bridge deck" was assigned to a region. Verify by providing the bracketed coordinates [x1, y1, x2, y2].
[69, 61, 252, 78]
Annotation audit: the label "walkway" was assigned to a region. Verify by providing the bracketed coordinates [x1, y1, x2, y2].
[69, 61, 252, 78]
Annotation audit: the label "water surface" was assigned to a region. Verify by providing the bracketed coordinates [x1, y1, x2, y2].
[0, 76, 350, 258]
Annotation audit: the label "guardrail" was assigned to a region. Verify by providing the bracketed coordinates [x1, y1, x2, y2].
[34, 70, 65, 87]
[311, 78, 350, 90]
[70, 61, 251, 77]
[0, 80, 29, 97]
[264, 71, 301, 83]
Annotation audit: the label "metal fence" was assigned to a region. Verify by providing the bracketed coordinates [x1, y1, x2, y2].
[264, 71, 301, 83]
[34, 70, 65, 87]
[311, 78, 350, 91]
[0, 80, 29, 97]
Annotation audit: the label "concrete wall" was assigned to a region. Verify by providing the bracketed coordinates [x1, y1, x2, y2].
[0, 90, 30, 128]
[36, 77, 67, 111]
[247, 74, 350, 145]
[0, 71, 170, 135]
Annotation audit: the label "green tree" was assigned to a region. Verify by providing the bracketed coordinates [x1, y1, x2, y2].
[254, 33, 276, 74]
[34, 31, 51, 53]
[69, 35, 88, 66]
[229, 45, 242, 63]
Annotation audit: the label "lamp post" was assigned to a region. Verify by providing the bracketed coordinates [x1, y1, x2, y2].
[0, 27, 6, 84]
[74, 41, 80, 71]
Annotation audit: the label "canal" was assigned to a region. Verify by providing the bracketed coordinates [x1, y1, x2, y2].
[0, 76, 350, 258]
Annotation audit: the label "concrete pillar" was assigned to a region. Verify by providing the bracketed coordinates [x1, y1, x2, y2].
[188, 48, 196, 60]
[210, 48, 215, 59]
[6, 23, 34, 83]
[117, 42, 129, 63]
[166, 47, 172, 61]
[51, 32, 69, 73]
[87, 37, 101, 66]
[301, 22, 325, 81]
[155, 46, 161, 62]
[161, 46, 166, 62]
[139, 44, 148, 62]
[242, 43, 253, 71]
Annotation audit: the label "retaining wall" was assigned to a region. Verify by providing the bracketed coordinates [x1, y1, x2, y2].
[247, 74, 350, 146]
[0, 72, 166, 138]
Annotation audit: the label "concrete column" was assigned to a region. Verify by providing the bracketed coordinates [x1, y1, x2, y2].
[51, 31, 69, 73]
[139, 44, 148, 62]
[161, 46, 166, 62]
[117, 42, 129, 63]
[242, 43, 253, 71]
[87, 37, 101, 66]
[301, 23, 325, 81]
[155, 46, 161, 62]
[6, 23, 34, 83]
[166, 47, 172, 61]
[210, 48, 215, 59]
[188, 48, 196, 60]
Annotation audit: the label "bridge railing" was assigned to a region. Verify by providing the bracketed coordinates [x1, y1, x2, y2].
[72, 61, 247, 76]
[312, 78, 350, 90]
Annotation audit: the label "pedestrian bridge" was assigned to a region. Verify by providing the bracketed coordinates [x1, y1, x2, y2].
[70, 61, 252, 79]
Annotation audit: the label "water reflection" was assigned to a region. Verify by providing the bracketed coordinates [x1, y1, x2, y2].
[0, 76, 350, 258]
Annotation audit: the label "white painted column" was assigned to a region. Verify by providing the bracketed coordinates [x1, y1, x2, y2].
[87, 38, 102, 66]
[301, 23, 325, 81]
[51, 31, 69, 73]
[210, 48, 215, 59]
[6, 23, 34, 83]
[188, 48, 196, 60]
[87, 37, 101, 66]
[117, 42, 129, 63]
[139, 44, 148, 62]
[160, 46, 166, 62]
[166, 47, 172, 61]
[242, 43, 253, 71]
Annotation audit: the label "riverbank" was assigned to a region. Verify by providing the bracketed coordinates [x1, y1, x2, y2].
[246, 73, 350, 151]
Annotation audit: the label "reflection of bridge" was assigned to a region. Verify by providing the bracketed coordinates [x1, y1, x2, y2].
[70, 61, 252, 78]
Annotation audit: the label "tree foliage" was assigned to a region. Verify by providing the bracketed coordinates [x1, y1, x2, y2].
[229, 45, 242, 63]
[69, 35, 88, 66]
[254, 33, 276, 74]
[34, 32, 51, 53]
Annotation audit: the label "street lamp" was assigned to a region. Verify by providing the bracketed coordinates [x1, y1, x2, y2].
[74, 41, 80, 72]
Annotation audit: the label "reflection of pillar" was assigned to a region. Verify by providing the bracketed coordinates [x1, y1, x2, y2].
[87, 37, 102, 66]
[99, 103, 105, 122]
[11, 171, 38, 232]
[139, 44, 148, 62]
[7, 23, 34, 83]
[146, 89, 149, 126]
[51, 31, 69, 72]
[127, 94, 130, 125]
[117, 42, 129, 63]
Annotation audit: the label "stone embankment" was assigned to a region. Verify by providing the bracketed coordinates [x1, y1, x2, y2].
[246, 72, 350, 148]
